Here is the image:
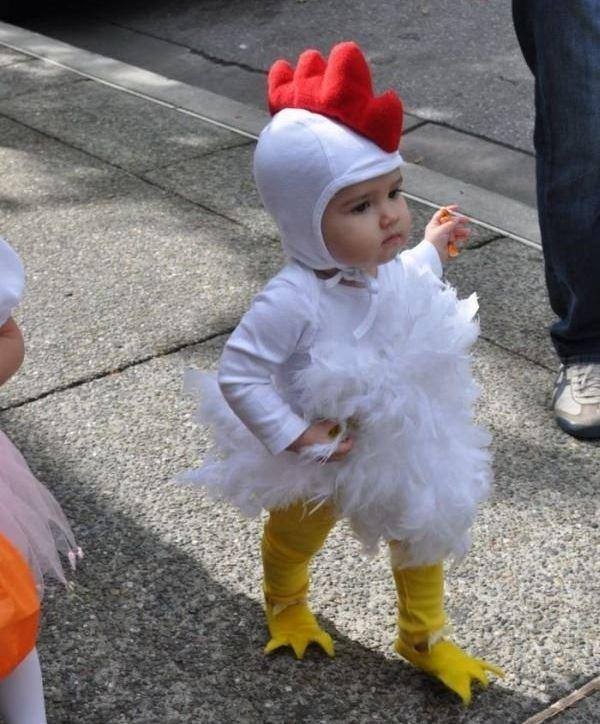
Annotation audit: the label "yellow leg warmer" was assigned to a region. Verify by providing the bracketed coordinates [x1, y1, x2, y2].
[262, 501, 336, 659]
[392, 558, 504, 705]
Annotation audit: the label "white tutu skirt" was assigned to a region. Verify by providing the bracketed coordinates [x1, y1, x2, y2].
[0, 430, 80, 594]
[179, 266, 493, 566]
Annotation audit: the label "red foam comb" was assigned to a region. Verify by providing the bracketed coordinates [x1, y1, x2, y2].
[267, 41, 403, 153]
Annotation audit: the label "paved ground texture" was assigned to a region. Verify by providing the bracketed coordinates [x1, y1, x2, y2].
[0, 38, 598, 724]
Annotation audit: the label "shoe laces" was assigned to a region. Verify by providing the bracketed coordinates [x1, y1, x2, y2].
[571, 363, 600, 402]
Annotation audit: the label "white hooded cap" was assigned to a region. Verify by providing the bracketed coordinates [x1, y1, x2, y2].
[253, 108, 403, 271]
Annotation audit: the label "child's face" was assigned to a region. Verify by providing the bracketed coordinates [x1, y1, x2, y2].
[321, 169, 410, 271]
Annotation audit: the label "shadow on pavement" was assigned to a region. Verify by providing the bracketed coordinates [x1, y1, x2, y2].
[0, 401, 553, 724]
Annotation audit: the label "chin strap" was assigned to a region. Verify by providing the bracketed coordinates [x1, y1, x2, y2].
[324, 267, 380, 339]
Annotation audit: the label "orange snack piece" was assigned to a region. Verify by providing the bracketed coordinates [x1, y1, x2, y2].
[0, 534, 40, 679]
[439, 207, 460, 257]
[447, 241, 459, 257]
[439, 207, 453, 224]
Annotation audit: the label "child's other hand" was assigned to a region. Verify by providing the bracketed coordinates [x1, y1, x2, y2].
[424, 205, 470, 264]
[287, 419, 354, 462]
[0, 317, 25, 387]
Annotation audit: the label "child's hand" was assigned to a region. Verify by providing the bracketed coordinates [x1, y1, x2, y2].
[287, 419, 354, 462]
[0, 317, 24, 387]
[424, 205, 470, 264]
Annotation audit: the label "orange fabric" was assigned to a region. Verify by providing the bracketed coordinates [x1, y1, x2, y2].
[0, 533, 40, 679]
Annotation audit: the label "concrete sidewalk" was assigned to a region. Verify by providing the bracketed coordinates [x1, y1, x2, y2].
[0, 24, 598, 724]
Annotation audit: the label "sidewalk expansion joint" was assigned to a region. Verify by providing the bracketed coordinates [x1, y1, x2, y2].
[0, 328, 234, 414]
[421, 119, 535, 159]
[479, 334, 556, 375]
[0, 107, 108, 162]
[498, 74, 520, 87]
[188, 47, 267, 76]
[0, 74, 87, 103]
[466, 234, 505, 250]
[402, 119, 432, 135]
[139, 139, 254, 175]
[92, 15, 267, 76]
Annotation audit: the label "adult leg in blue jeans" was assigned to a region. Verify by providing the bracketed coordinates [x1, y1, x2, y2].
[513, 0, 600, 438]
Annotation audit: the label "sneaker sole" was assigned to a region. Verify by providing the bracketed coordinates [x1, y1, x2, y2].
[555, 416, 600, 440]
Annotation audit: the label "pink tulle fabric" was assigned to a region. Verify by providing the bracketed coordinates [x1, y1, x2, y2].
[0, 431, 81, 595]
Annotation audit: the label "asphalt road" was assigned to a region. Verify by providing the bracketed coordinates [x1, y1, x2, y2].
[10, 0, 535, 153]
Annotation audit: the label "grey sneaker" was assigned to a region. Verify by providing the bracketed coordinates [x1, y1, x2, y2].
[552, 363, 600, 438]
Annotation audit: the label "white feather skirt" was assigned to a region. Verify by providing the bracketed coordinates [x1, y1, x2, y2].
[179, 265, 492, 566]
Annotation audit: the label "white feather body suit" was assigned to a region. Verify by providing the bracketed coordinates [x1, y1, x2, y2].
[180, 256, 492, 566]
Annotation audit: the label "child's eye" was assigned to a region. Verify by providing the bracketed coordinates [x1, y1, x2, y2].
[389, 187, 402, 199]
[351, 201, 370, 214]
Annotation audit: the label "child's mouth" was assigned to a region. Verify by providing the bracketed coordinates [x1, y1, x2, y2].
[382, 234, 403, 246]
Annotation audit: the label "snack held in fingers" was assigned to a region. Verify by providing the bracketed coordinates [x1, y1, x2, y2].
[439, 207, 460, 257]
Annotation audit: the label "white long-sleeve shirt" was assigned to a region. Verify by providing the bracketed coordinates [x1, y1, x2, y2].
[218, 241, 442, 455]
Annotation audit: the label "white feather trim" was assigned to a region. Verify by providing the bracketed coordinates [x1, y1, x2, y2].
[177, 264, 492, 566]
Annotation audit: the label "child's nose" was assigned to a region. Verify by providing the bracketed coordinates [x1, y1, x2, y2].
[380, 204, 399, 228]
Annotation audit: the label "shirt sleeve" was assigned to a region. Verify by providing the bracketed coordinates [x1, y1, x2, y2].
[400, 239, 443, 278]
[218, 276, 314, 455]
[0, 238, 25, 327]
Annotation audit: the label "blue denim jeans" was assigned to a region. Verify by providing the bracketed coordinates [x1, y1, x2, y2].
[513, 0, 600, 363]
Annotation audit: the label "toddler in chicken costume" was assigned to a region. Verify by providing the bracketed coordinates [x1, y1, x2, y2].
[181, 42, 503, 704]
